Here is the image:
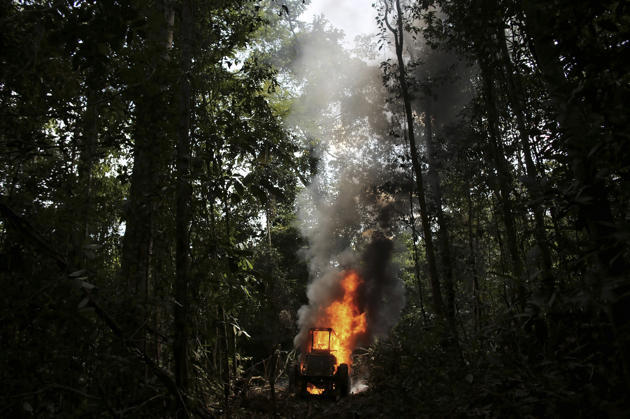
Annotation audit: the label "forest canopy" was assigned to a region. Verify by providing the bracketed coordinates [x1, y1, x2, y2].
[1, 0, 629, 417]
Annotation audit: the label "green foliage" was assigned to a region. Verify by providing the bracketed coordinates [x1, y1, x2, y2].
[367, 289, 630, 417]
[0, 0, 310, 415]
[363, 0, 630, 416]
[1, 0, 629, 416]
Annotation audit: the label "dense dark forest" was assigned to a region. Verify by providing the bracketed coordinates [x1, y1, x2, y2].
[1, 0, 629, 417]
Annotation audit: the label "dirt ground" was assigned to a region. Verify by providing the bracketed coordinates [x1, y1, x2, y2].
[232, 380, 377, 418]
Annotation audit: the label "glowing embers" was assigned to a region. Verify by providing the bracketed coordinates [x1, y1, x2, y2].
[307, 384, 325, 395]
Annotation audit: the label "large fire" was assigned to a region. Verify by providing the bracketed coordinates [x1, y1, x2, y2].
[294, 232, 404, 398]
[301, 270, 367, 394]
[323, 270, 367, 367]
[300, 270, 367, 394]
[304, 270, 366, 394]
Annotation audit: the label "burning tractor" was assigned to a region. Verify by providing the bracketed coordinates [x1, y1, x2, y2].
[290, 327, 350, 397]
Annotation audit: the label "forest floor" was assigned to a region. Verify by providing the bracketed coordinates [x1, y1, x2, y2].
[234, 379, 380, 418]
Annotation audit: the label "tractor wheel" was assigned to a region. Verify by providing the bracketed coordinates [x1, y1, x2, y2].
[298, 377, 308, 398]
[288, 363, 297, 393]
[336, 363, 350, 397]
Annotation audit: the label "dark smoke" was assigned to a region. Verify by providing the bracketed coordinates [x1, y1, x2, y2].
[293, 232, 404, 351]
[290, 18, 406, 354]
[294, 174, 405, 351]
[358, 232, 404, 341]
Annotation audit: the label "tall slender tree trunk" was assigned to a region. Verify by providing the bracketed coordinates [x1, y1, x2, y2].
[173, 0, 193, 396]
[479, 59, 525, 309]
[76, 86, 99, 265]
[122, 0, 173, 300]
[386, 0, 444, 317]
[425, 100, 456, 325]
[495, 24, 554, 294]
[121, 3, 174, 394]
[221, 306, 231, 419]
[220, 180, 234, 417]
[409, 189, 428, 323]
[466, 182, 481, 330]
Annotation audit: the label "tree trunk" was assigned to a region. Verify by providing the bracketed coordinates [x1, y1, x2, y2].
[269, 347, 278, 415]
[173, 0, 193, 395]
[522, 0, 630, 387]
[221, 306, 231, 419]
[75, 86, 99, 267]
[479, 59, 525, 309]
[387, 0, 444, 317]
[466, 182, 481, 331]
[425, 100, 456, 325]
[121, 2, 174, 395]
[409, 189, 428, 323]
[495, 23, 554, 294]
[522, 0, 625, 277]
[122, 0, 172, 302]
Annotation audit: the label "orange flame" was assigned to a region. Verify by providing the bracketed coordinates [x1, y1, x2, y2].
[321, 270, 367, 368]
[306, 384, 324, 395]
[312, 329, 330, 350]
[303, 270, 366, 395]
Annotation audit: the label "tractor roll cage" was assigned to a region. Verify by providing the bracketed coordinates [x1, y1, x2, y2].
[309, 327, 335, 352]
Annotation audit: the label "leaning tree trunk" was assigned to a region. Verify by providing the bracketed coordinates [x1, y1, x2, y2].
[386, 0, 444, 317]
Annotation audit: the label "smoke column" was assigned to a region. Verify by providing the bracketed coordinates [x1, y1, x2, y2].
[289, 15, 405, 353]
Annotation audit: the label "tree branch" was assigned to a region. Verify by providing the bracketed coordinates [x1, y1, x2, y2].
[382, 0, 398, 36]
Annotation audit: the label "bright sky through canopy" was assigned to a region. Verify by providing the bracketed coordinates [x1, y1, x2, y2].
[300, 0, 378, 48]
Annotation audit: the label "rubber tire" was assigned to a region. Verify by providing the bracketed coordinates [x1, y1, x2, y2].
[288, 363, 297, 393]
[336, 363, 350, 397]
[298, 377, 308, 398]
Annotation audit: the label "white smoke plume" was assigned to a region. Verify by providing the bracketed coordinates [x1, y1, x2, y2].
[286, 16, 406, 352]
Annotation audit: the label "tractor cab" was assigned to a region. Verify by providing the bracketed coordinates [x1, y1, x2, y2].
[290, 327, 350, 397]
[303, 328, 337, 377]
